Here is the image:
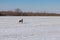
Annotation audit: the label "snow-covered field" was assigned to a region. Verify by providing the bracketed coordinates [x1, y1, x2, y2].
[0, 16, 60, 40]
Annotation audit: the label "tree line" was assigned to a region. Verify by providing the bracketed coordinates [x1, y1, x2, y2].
[0, 8, 60, 16]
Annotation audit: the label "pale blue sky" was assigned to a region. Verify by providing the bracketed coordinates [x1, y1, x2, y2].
[0, 0, 60, 13]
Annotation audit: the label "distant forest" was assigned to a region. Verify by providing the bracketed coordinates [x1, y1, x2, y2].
[0, 8, 60, 16]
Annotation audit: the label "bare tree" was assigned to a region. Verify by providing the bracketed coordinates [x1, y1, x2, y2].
[15, 8, 23, 16]
[15, 8, 22, 13]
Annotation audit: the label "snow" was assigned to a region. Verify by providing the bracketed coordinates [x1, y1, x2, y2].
[0, 16, 60, 40]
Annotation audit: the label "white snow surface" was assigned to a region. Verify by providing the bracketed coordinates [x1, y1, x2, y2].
[0, 16, 60, 40]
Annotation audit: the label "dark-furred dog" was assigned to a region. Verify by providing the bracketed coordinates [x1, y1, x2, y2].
[19, 19, 23, 23]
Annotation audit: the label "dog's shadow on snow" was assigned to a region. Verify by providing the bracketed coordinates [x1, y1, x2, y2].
[23, 22, 30, 24]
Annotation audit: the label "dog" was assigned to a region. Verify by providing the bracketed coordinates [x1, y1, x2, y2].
[19, 19, 23, 23]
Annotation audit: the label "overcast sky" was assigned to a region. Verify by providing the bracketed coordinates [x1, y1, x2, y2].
[0, 0, 60, 13]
